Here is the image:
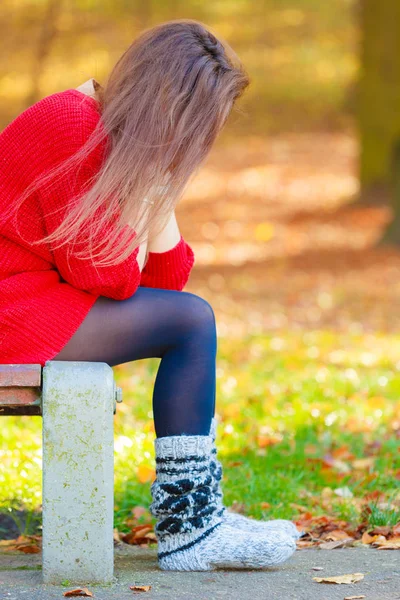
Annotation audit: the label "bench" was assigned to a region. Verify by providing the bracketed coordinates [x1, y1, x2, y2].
[0, 360, 122, 585]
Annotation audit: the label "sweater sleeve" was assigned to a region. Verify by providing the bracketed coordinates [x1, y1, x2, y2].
[47, 211, 142, 301]
[140, 234, 195, 291]
[6, 91, 142, 301]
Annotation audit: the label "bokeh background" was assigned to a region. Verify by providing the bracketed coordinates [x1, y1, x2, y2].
[1, 1, 400, 544]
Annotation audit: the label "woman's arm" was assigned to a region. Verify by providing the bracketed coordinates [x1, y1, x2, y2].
[147, 210, 181, 253]
[136, 241, 148, 271]
[139, 210, 195, 291]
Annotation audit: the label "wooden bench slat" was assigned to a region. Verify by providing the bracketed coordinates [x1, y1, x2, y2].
[0, 387, 41, 406]
[0, 364, 41, 387]
[0, 405, 41, 416]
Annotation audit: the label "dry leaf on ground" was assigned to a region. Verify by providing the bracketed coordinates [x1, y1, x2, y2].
[17, 544, 41, 554]
[323, 529, 353, 541]
[370, 525, 391, 536]
[361, 531, 375, 544]
[392, 523, 400, 536]
[0, 535, 41, 554]
[319, 539, 354, 550]
[131, 506, 149, 520]
[136, 465, 155, 484]
[63, 588, 93, 597]
[129, 585, 152, 592]
[344, 596, 366, 600]
[296, 540, 316, 548]
[375, 537, 400, 550]
[333, 487, 353, 498]
[313, 573, 364, 584]
[352, 457, 374, 470]
[121, 525, 156, 546]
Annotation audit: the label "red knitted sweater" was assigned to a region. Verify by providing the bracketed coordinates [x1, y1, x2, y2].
[0, 89, 195, 366]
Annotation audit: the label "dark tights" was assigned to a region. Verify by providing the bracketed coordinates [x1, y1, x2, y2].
[53, 287, 217, 438]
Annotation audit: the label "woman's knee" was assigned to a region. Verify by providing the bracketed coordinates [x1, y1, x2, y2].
[178, 292, 216, 337]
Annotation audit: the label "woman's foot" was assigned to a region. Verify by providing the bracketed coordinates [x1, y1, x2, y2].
[209, 419, 304, 540]
[150, 434, 296, 571]
[158, 522, 296, 571]
[221, 510, 302, 539]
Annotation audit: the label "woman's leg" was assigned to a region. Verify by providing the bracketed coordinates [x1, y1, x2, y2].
[53, 287, 216, 438]
[54, 286, 297, 569]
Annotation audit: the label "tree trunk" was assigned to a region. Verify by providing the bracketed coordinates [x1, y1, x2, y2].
[358, 0, 400, 214]
[26, 0, 63, 107]
[380, 141, 400, 243]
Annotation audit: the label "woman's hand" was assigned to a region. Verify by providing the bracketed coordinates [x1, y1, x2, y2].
[147, 210, 181, 252]
[128, 200, 151, 272]
[136, 240, 148, 271]
[129, 199, 180, 271]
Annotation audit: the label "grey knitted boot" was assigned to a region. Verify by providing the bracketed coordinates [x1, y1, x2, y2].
[209, 418, 303, 540]
[150, 434, 296, 571]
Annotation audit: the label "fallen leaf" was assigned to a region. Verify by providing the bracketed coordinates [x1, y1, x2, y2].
[352, 457, 374, 470]
[369, 535, 388, 546]
[319, 539, 354, 550]
[257, 433, 282, 447]
[0, 540, 18, 547]
[296, 540, 316, 548]
[392, 522, 400, 536]
[290, 503, 310, 513]
[370, 525, 391, 536]
[0, 536, 41, 553]
[311, 566, 324, 571]
[313, 573, 364, 584]
[0, 534, 42, 553]
[113, 528, 121, 543]
[344, 596, 366, 600]
[334, 487, 353, 498]
[17, 545, 41, 554]
[121, 525, 156, 546]
[363, 490, 386, 503]
[131, 506, 149, 520]
[331, 445, 354, 460]
[229, 501, 246, 514]
[305, 444, 319, 455]
[375, 537, 400, 550]
[323, 455, 351, 474]
[294, 510, 314, 521]
[129, 585, 152, 592]
[323, 529, 353, 541]
[63, 588, 93, 597]
[361, 531, 374, 544]
[137, 465, 155, 484]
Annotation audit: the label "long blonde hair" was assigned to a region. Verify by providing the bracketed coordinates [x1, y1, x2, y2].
[11, 19, 250, 267]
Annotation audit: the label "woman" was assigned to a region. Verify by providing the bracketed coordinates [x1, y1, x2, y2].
[0, 20, 300, 570]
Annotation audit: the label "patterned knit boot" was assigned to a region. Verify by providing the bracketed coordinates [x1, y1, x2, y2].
[150, 434, 296, 571]
[209, 418, 303, 540]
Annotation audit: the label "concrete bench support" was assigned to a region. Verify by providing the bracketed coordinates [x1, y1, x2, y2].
[42, 360, 115, 584]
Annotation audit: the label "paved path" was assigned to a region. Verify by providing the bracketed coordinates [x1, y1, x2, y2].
[1, 546, 399, 600]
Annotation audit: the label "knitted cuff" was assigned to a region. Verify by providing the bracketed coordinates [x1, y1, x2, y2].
[155, 434, 213, 461]
[142, 235, 194, 276]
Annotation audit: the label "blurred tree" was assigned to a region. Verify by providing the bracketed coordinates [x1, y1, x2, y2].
[27, 0, 63, 106]
[0, 0, 356, 137]
[358, 0, 400, 241]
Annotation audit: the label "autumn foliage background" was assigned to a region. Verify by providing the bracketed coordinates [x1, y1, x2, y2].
[0, 0, 400, 548]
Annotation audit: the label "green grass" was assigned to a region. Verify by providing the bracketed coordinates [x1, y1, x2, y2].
[1, 330, 399, 537]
